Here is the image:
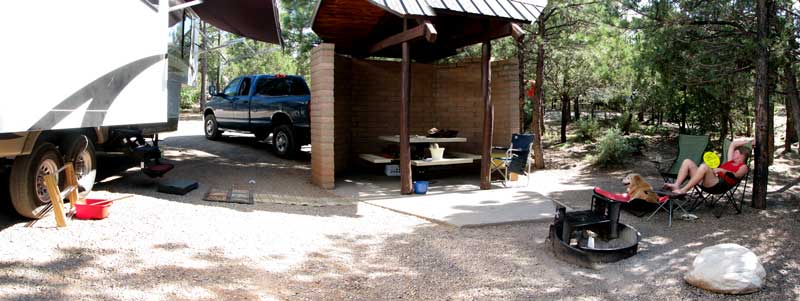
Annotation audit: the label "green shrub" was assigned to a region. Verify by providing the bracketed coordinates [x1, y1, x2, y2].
[180, 86, 200, 110]
[594, 128, 633, 166]
[615, 112, 640, 134]
[575, 118, 600, 142]
[641, 125, 668, 136]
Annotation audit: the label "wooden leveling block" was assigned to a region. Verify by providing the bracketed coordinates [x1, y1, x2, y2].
[43, 162, 81, 228]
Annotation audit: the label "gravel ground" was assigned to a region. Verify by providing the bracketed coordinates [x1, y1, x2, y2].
[0, 120, 798, 300]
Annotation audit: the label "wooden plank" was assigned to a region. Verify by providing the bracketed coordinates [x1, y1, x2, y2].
[437, 22, 513, 51]
[44, 174, 67, 228]
[449, 151, 483, 159]
[424, 21, 438, 43]
[379, 135, 467, 143]
[368, 23, 431, 55]
[480, 41, 493, 190]
[400, 19, 413, 195]
[359, 154, 393, 164]
[412, 158, 474, 166]
[65, 163, 78, 211]
[511, 23, 525, 41]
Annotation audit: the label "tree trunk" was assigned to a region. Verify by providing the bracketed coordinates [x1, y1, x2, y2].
[200, 21, 208, 111]
[679, 89, 687, 133]
[719, 91, 732, 148]
[784, 14, 800, 152]
[788, 94, 798, 152]
[752, 0, 771, 209]
[540, 92, 546, 135]
[517, 39, 527, 132]
[530, 20, 546, 169]
[720, 106, 730, 150]
[561, 92, 569, 143]
[574, 95, 580, 121]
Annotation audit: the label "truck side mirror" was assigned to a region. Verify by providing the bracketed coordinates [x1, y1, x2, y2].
[208, 85, 217, 96]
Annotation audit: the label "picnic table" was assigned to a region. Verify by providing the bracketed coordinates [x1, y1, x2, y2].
[377, 135, 475, 166]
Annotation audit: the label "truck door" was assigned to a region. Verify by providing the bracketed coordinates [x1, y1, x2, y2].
[214, 77, 242, 127]
[250, 77, 290, 131]
[231, 77, 253, 129]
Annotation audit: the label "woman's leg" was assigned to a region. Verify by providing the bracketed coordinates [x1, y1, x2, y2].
[675, 163, 718, 193]
[664, 159, 698, 190]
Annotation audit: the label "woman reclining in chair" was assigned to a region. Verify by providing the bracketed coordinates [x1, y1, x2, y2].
[664, 138, 753, 195]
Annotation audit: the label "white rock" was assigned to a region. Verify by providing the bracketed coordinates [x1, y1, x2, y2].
[684, 243, 766, 294]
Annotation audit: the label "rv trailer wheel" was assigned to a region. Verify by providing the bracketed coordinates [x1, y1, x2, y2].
[205, 114, 222, 140]
[64, 135, 96, 194]
[9, 142, 63, 219]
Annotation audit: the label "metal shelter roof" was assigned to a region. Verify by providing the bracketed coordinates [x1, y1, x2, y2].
[369, 0, 544, 23]
[312, 0, 546, 61]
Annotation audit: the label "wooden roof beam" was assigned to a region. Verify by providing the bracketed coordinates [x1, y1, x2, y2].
[367, 20, 437, 55]
[510, 23, 525, 42]
[433, 22, 518, 53]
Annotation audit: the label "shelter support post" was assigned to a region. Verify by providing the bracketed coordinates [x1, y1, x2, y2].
[480, 41, 493, 190]
[400, 21, 413, 194]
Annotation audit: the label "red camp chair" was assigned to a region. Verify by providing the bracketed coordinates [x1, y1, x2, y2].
[593, 187, 688, 227]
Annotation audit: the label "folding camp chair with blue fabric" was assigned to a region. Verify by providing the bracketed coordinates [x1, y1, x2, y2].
[654, 134, 709, 183]
[691, 139, 752, 217]
[490, 134, 534, 187]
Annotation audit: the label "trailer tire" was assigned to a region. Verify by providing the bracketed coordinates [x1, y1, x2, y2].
[64, 135, 96, 194]
[10, 142, 63, 219]
[205, 114, 222, 140]
[272, 125, 298, 158]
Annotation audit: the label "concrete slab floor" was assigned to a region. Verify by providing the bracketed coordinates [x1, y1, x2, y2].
[333, 173, 569, 227]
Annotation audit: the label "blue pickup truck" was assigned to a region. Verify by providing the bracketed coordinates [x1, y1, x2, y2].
[203, 74, 310, 157]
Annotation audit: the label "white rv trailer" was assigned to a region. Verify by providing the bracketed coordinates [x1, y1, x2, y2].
[0, 0, 282, 219]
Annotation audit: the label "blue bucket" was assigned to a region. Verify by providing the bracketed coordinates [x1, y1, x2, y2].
[413, 181, 429, 194]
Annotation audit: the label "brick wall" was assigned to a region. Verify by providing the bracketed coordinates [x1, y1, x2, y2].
[333, 55, 352, 174]
[310, 46, 520, 189]
[345, 57, 519, 157]
[310, 44, 335, 189]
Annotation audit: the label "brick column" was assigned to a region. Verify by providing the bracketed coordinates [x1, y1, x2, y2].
[310, 44, 336, 189]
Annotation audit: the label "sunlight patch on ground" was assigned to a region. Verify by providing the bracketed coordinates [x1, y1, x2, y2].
[162, 148, 219, 160]
[157, 284, 215, 299]
[683, 241, 704, 248]
[642, 235, 671, 245]
[571, 270, 605, 280]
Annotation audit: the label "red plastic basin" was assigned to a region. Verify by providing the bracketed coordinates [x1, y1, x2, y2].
[74, 198, 113, 220]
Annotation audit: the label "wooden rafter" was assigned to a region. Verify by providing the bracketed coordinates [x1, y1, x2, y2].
[367, 20, 437, 55]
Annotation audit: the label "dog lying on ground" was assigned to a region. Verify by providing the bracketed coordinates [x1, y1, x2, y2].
[622, 173, 660, 204]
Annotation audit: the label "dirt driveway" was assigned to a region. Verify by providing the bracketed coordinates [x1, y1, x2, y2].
[0, 120, 798, 300]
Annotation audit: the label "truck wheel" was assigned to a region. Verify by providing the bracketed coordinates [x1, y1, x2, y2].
[9, 142, 63, 219]
[64, 135, 96, 193]
[273, 125, 298, 157]
[205, 114, 222, 140]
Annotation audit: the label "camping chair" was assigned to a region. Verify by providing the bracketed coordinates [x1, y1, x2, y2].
[490, 134, 534, 187]
[653, 134, 709, 183]
[691, 139, 752, 217]
[593, 187, 688, 227]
